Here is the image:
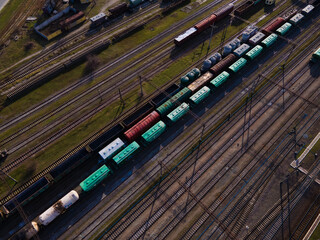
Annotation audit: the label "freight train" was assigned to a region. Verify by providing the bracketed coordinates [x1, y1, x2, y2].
[10, 2, 318, 239]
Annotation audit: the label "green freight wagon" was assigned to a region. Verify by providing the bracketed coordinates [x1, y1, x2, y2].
[209, 71, 230, 89]
[167, 102, 190, 124]
[261, 33, 278, 48]
[228, 58, 248, 73]
[311, 47, 320, 63]
[276, 22, 292, 36]
[189, 86, 211, 106]
[80, 165, 112, 192]
[156, 87, 192, 116]
[113, 141, 140, 166]
[129, 0, 143, 7]
[141, 121, 166, 145]
[245, 45, 264, 60]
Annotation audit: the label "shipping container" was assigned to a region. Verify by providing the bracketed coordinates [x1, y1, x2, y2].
[209, 71, 230, 89]
[79, 165, 112, 192]
[248, 32, 265, 45]
[98, 138, 125, 163]
[187, 72, 214, 92]
[245, 45, 264, 60]
[195, 14, 217, 32]
[310, 47, 320, 63]
[289, 13, 304, 25]
[109, 3, 128, 17]
[214, 3, 234, 21]
[189, 86, 211, 106]
[50, 147, 88, 179]
[276, 22, 292, 36]
[124, 111, 160, 142]
[174, 27, 197, 46]
[166, 103, 190, 124]
[156, 88, 192, 116]
[261, 17, 285, 35]
[113, 141, 140, 165]
[122, 102, 154, 127]
[3, 177, 50, 214]
[261, 33, 278, 48]
[210, 54, 237, 75]
[228, 57, 248, 73]
[233, 43, 250, 57]
[141, 121, 166, 145]
[301, 5, 314, 16]
[88, 124, 124, 152]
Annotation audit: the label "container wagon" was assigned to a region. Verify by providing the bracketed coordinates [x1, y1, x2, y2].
[228, 57, 248, 73]
[245, 45, 264, 60]
[189, 86, 211, 106]
[141, 121, 166, 145]
[260, 33, 278, 48]
[98, 138, 126, 163]
[166, 103, 190, 125]
[233, 43, 250, 57]
[301, 5, 315, 16]
[90, 13, 106, 26]
[248, 32, 265, 45]
[79, 165, 112, 192]
[234, 1, 254, 17]
[275, 22, 292, 36]
[112, 141, 140, 166]
[209, 71, 230, 89]
[289, 13, 304, 25]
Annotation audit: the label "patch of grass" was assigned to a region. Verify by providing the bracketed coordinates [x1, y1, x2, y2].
[0, 0, 23, 33]
[310, 222, 320, 240]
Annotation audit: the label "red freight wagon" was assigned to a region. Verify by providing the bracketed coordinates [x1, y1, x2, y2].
[194, 14, 217, 33]
[124, 111, 161, 142]
[209, 54, 237, 75]
[261, 17, 285, 35]
[60, 11, 84, 28]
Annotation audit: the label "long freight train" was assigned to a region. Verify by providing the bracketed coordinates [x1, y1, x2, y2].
[10, 2, 319, 239]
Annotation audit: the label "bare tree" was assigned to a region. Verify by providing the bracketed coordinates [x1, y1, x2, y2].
[85, 54, 101, 73]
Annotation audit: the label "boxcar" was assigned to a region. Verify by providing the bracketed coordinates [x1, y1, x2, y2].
[189, 86, 211, 106]
[209, 71, 230, 89]
[276, 22, 292, 36]
[79, 165, 112, 192]
[124, 111, 160, 142]
[228, 57, 248, 73]
[261, 17, 285, 35]
[245, 45, 264, 60]
[195, 14, 216, 33]
[261, 33, 278, 48]
[234, 1, 254, 17]
[248, 32, 265, 45]
[112, 141, 140, 166]
[98, 138, 125, 163]
[233, 43, 250, 57]
[301, 5, 315, 16]
[109, 3, 128, 17]
[310, 47, 320, 62]
[214, 3, 234, 21]
[210, 54, 237, 75]
[289, 13, 304, 25]
[156, 88, 192, 116]
[174, 27, 197, 46]
[141, 121, 166, 145]
[90, 13, 106, 26]
[166, 103, 190, 124]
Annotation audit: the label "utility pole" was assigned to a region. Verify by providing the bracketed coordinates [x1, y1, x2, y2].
[118, 88, 125, 105]
[206, 24, 215, 57]
[281, 64, 285, 112]
[287, 176, 291, 239]
[280, 181, 284, 240]
[139, 75, 144, 97]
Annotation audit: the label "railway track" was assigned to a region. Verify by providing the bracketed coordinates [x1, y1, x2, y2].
[69, 30, 320, 240]
[0, 0, 304, 173]
[0, 1, 161, 88]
